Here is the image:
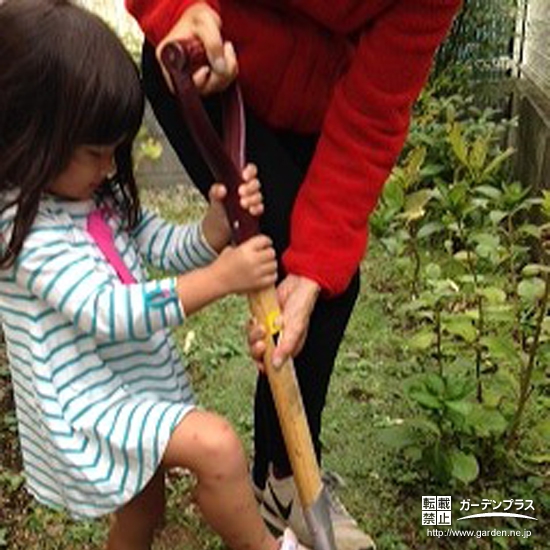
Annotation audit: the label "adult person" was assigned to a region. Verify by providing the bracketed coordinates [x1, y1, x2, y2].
[125, 2, 463, 549]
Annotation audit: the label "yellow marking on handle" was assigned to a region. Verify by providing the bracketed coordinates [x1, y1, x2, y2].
[266, 309, 280, 336]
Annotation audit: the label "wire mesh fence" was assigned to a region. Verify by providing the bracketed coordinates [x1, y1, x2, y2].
[433, 0, 518, 108]
[519, 0, 550, 97]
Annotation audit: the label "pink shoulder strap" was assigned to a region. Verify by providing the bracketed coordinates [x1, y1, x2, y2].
[87, 209, 136, 284]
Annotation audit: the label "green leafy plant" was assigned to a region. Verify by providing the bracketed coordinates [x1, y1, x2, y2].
[376, 98, 550, 491]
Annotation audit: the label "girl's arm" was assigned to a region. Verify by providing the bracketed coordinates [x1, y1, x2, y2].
[13, 220, 185, 342]
[133, 164, 261, 271]
[131, 210, 218, 273]
[14, 219, 275, 342]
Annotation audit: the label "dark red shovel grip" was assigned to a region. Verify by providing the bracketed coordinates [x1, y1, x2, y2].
[160, 39, 259, 245]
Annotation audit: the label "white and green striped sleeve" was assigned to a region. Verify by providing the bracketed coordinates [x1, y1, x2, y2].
[14, 221, 185, 342]
[132, 209, 217, 273]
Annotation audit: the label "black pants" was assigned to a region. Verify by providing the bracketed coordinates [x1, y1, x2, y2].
[142, 42, 360, 487]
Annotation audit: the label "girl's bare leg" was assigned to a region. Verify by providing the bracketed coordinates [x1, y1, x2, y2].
[106, 467, 166, 550]
[163, 409, 279, 550]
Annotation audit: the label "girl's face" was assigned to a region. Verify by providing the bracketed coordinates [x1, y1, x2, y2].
[48, 144, 118, 200]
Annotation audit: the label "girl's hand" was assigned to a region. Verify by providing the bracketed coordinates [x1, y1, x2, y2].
[202, 163, 262, 252]
[175, 233, 275, 317]
[214, 235, 277, 294]
[156, 2, 238, 95]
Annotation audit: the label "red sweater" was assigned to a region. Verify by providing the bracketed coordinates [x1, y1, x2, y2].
[126, 0, 461, 295]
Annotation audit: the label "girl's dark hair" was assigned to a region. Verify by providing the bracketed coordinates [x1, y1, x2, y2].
[0, 0, 145, 266]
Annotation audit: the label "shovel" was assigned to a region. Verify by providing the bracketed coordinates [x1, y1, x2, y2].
[161, 39, 337, 550]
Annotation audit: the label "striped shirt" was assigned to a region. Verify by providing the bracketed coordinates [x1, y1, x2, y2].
[0, 194, 216, 517]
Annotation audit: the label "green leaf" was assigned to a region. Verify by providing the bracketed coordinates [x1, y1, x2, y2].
[454, 250, 474, 263]
[402, 189, 432, 222]
[381, 176, 405, 212]
[424, 262, 442, 280]
[417, 221, 444, 240]
[445, 377, 475, 401]
[522, 264, 550, 277]
[481, 335, 521, 363]
[517, 278, 546, 302]
[474, 233, 501, 260]
[474, 232, 500, 248]
[408, 389, 441, 410]
[470, 135, 490, 172]
[430, 278, 460, 296]
[448, 182, 469, 210]
[403, 445, 423, 462]
[480, 286, 507, 304]
[448, 123, 469, 166]
[542, 190, 550, 216]
[476, 185, 503, 201]
[534, 420, 550, 443]
[377, 425, 418, 449]
[409, 330, 436, 350]
[481, 147, 515, 180]
[424, 374, 445, 396]
[518, 224, 542, 238]
[425, 444, 452, 480]
[450, 450, 479, 484]
[443, 317, 477, 342]
[484, 303, 515, 323]
[420, 163, 445, 178]
[445, 399, 473, 419]
[468, 405, 508, 437]
[401, 146, 427, 190]
[406, 417, 442, 437]
[489, 210, 508, 225]
[521, 454, 550, 465]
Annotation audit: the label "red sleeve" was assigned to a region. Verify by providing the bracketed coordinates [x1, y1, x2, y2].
[125, 0, 220, 46]
[282, 0, 461, 296]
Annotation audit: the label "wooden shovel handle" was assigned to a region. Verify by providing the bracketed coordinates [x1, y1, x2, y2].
[248, 286, 322, 508]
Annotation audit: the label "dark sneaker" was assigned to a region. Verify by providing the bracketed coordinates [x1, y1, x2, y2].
[258, 466, 376, 550]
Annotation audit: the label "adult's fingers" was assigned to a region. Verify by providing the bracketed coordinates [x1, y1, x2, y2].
[194, 41, 238, 94]
[155, 3, 233, 94]
[191, 7, 225, 71]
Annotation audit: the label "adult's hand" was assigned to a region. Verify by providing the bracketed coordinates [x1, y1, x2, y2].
[272, 274, 320, 366]
[248, 274, 321, 370]
[156, 2, 238, 95]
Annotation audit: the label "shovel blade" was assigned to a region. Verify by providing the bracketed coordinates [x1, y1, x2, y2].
[304, 486, 337, 550]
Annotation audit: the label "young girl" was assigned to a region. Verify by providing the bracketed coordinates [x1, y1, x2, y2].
[0, 1, 303, 550]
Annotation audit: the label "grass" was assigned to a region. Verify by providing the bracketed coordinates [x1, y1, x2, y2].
[1, 184, 548, 549]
